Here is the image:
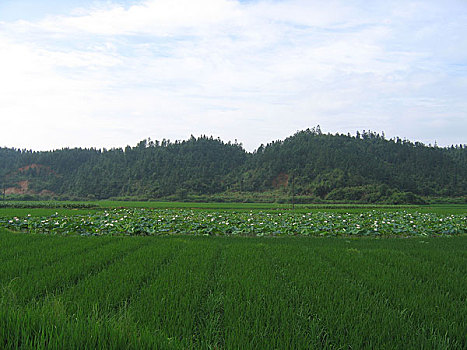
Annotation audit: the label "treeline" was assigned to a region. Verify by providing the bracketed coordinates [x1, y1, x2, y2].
[1, 129, 466, 203]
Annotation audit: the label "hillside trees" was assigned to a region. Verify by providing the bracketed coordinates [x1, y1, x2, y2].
[0, 130, 465, 202]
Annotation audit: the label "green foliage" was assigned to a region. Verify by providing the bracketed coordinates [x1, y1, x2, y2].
[0, 229, 466, 348]
[325, 185, 427, 204]
[387, 191, 427, 205]
[0, 201, 97, 209]
[1, 209, 465, 237]
[243, 129, 466, 199]
[1, 129, 466, 203]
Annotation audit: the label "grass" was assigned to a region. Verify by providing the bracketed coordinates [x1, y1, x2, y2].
[96, 200, 425, 212]
[0, 208, 99, 218]
[0, 202, 465, 348]
[0, 227, 466, 349]
[1, 200, 466, 216]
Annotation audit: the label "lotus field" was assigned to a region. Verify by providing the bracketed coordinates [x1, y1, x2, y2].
[0, 205, 466, 349]
[1, 208, 466, 237]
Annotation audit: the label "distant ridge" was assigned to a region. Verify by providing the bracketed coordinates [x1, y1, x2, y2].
[1, 129, 466, 203]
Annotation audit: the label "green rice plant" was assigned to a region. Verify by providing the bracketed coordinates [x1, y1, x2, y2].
[57, 238, 183, 318]
[0, 229, 466, 349]
[0, 236, 110, 287]
[3, 238, 144, 305]
[127, 239, 219, 347]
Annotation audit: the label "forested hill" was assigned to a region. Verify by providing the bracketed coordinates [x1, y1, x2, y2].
[1, 130, 466, 203]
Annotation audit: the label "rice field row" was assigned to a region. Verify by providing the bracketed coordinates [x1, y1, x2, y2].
[0, 228, 466, 349]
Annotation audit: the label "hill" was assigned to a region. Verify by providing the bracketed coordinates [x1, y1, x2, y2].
[1, 129, 466, 203]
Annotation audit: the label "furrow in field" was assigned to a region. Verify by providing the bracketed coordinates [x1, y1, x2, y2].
[56, 238, 184, 318]
[3, 238, 146, 305]
[316, 246, 466, 348]
[239, 239, 431, 349]
[128, 239, 218, 347]
[221, 241, 317, 349]
[0, 237, 113, 287]
[0, 230, 46, 256]
[1, 229, 466, 349]
[0, 233, 75, 263]
[190, 245, 225, 349]
[291, 247, 427, 348]
[261, 242, 334, 349]
[110, 240, 186, 317]
[363, 248, 466, 299]
[405, 248, 467, 275]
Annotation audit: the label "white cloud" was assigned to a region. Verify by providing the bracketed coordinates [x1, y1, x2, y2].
[16, 0, 243, 36]
[0, 0, 466, 151]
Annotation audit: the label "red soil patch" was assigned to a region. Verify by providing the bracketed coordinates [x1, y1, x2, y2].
[5, 180, 29, 195]
[4, 163, 57, 196]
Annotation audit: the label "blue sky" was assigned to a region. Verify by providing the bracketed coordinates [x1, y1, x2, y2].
[1, 0, 466, 151]
[0, 0, 136, 20]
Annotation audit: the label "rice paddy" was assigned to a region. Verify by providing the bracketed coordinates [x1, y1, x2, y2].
[0, 203, 466, 349]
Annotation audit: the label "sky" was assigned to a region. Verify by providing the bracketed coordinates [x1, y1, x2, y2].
[0, 0, 466, 151]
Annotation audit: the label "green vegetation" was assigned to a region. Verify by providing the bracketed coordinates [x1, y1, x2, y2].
[1, 208, 465, 237]
[0, 228, 466, 349]
[1, 199, 420, 211]
[0, 201, 97, 209]
[1, 128, 466, 203]
[0, 203, 464, 348]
